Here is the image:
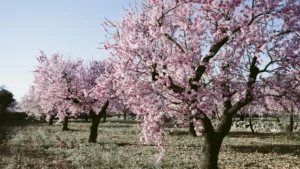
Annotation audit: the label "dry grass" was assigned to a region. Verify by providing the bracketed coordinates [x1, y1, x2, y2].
[0, 118, 300, 169]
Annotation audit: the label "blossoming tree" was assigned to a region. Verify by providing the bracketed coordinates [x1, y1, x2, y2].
[102, 0, 300, 168]
[263, 73, 300, 132]
[31, 52, 115, 142]
[20, 86, 49, 122]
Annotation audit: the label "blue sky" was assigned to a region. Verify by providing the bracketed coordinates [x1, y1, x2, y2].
[0, 0, 132, 101]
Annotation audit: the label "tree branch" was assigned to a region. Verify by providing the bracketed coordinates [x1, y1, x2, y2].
[228, 56, 260, 114]
[164, 33, 185, 53]
[194, 109, 215, 134]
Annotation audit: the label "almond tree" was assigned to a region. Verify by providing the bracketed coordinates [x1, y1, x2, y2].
[31, 52, 113, 142]
[20, 87, 47, 121]
[21, 89, 58, 125]
[263, 73, 300, 132]
[102, 0, 300, 168]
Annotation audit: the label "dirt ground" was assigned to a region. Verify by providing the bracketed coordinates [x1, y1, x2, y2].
[0, 118, 299, 169]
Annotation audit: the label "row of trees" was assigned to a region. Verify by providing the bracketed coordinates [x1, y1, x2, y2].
[21, 0, 299, 168]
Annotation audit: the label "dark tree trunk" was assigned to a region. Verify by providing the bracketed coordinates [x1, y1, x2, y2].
[88, 100, 109, 143]
[84, 114, 88, 122]
[123, 109, 127, 121]
[189, 121, 197, 137]
[62, 117, 69, 131]
[41, 115, 46, 121]
[240, 112, 244, 121]
[201, 133, 224, 169]
[276, 116, 280, 123]
[89, 110, 100, 143]
[198, 111, 234, 169]
[249, 117, 255, 134]
[98, 111, 106, 123]
[198, 55, 259, 169]
[102, 111, 107, 123]
[289, 113, 294, 132]
[48, 116, 54, 125]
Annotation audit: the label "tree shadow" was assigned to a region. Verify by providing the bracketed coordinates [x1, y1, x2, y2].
[67, 129, 82, 132]
[96, 141, 156, 147]
[0, 120, 49, 157]
[169, 130, 190, 136]
[230, 144, 300, 156]
[69, 120, 91, 123]
[107, 119, 140, 124]
[0, 127, 8, 145]
[99, 124, 132, 128]
[115, 142, 148, 147]
[163, 123, 175, 128]
[228, 132, 288, 139]
[97, 141, 203, 149]
[1, 119, 45, 127]
[0, 119, 48, 147]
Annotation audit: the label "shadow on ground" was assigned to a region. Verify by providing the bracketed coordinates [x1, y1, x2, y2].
[169, 130, 190, 136]
[97, 140, 203, 149]
[107, 119, 139, 124]
[0, 127, 8, 145]
[230, 144, 300, 156]
[69, 120, 91, 123]
[0, 119, 45, 158]
[99, 124, 132, 128]
[0, 119, 45, 143]
[228, 131, 289, 139]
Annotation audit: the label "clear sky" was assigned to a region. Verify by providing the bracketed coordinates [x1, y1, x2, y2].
[0, 0, 132, 101]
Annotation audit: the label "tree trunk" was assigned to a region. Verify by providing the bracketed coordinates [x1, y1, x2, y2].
[249, 117, 255, 134]
[88, 100, 109, 143]
[240, 112, 244, 121]
[198, 55, 259, 169]
[62, 117, 69, 131]
[276, 116, 280, 123]
[198, 111, 234, 169]
[89, 111, 100, 143]
[189, 121, 197, 137]
[200, 133, 224, 169]
[102, 111, 107, 123]
[289, 113, 293, 133]
[123, 109, 127, 121]
[84, 114, 88, 122]
[48, 116, 54, 125]
[41, 115, 46, 121]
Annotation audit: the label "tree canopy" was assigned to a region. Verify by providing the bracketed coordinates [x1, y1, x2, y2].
[101, 0, 300, 167]
[0, 87, 15, 112]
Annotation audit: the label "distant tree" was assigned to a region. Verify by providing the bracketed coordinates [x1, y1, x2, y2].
[31, 52, 123, 142]
[263, 73, 300, 133]
[0, 87, 15, 124]
[20, 87, 56, 125]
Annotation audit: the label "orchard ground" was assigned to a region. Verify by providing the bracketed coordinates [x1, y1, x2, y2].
[0, 117, 300, 169]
